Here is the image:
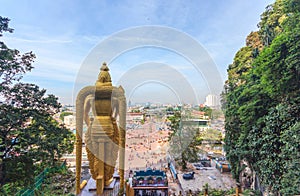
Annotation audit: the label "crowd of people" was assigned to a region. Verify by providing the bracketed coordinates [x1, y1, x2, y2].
[125, 120, 170, 172]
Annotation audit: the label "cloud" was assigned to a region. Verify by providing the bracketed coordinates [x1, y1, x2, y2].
[4, 37, 72, 44]
[0, 0, 275, 104]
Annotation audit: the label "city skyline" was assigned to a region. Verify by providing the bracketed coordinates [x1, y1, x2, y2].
[0, 0, 274, 104]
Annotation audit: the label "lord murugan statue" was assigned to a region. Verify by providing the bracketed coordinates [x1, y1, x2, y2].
[75, 62, 126, 195]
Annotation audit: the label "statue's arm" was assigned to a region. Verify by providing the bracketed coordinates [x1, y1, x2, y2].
[83, 96, 92, 126]
[112, 97, 119, 119]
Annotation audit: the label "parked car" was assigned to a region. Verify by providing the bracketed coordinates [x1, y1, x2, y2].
[208, 176, 216, 180]
[195, 167, 207, 170]
[193, 163, 203, 167]
[183, 172, 195, 180]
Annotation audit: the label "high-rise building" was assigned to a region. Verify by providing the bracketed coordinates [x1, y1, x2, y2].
[205, 94, 220, 108]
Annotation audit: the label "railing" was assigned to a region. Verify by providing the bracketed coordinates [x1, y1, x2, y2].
[132, 179, 168, 187]
[16, 161, 67, 196]
[169, 162, 178, 179]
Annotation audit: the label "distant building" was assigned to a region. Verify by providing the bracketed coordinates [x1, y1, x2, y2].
[205, 94, 220, 109]
[182, 109, 210, 131]
[127, 112, 144, 122]
[191, 110, 208, 119]
[64, 115, 76, 129]
[182, 119, 210, 131]
[166, 111, 174, 117]
[61, 104, 76, 112]
[128, 100, 132, 107]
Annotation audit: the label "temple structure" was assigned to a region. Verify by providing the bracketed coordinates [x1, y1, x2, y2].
[126, 168, 168, 196]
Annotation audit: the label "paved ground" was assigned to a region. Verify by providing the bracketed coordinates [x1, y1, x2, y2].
[80, 178, 120, 196]
[125, 121, 170, 171]
[177, 161, 236, 193]
[166, 167, 184, 195]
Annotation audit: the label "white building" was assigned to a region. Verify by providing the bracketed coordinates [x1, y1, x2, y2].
[64, 115, 76, 128]
[126, 112, 144, 122]
[205, 94, 220, 108]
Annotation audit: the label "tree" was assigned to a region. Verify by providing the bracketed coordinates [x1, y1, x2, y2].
[60, 111, 73, 121]
[198, 106, 212, 118]
[258, 0, 286, 46]
[223, 0, 300, 194]
[168, 110, 201, 170]
[254, 103, 299, 194]
[280, 122, 300, 195]
[0, 16, 74, 193]
[199, 128, 222, 142]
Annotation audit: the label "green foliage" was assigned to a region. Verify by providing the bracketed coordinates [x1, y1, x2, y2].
[223, 0, 300, 194]
[131, 109, 141, 113]
[168, 111, 200, 169]
[2, 156, 34, 187]
[0, 17, 13, 36]
[199, 106, 212, 118]
[0, 17, 75, 193]
[211, 109, 223, 120]
[60, 111, 73, 121]
[166, 107, 174, 111]
[0, 183, 22, 195]
[255, 104, 294, 192]
[258, 0, 286, 46]
[24, 117, 75, 166]
[39, 165, 75, 195]
[198, 128, 222, 141]
[167, 111, 181, 140]
[280, 122, 300, 195]
[227, 47, 254, 89]
[199, 184, 235, 196]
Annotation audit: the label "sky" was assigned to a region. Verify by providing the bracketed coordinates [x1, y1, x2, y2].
[0, 0, 275, 105]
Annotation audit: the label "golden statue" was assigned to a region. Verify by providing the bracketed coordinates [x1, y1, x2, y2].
[75, 62, 126, 195]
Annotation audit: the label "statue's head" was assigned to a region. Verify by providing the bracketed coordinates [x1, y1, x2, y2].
[96, 62, 112, 86]
[100, 62, 109, 71]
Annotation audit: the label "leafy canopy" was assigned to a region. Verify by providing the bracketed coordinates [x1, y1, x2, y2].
[222, 0, 300, 194]
[0, 16, 75, 193]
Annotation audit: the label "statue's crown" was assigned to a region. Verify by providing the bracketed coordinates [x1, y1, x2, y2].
[96, 62, 112, 85]
[100, 62, 109, 71]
